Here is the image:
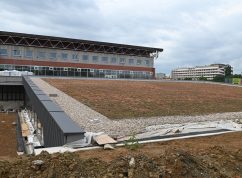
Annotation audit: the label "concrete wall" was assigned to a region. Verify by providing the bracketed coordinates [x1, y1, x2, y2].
[0, 101, 24, 111]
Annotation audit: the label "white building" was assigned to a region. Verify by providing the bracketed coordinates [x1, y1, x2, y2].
[171, 64, 232, 80]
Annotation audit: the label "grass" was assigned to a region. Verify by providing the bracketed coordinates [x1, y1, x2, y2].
[44, 79, 242, 119]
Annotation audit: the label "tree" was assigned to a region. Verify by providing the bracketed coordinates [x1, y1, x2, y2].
[199, 76, 207, 81]
[213, 75, 225, 82]
[233, 74, 242, 78]
[224, 65, 232, 77]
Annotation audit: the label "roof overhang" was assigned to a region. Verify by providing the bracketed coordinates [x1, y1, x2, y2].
[0, 31, 163, 58]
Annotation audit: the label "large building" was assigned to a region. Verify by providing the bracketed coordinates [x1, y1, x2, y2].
[0, 31, 163, 79]
[171, 64, 232, 80]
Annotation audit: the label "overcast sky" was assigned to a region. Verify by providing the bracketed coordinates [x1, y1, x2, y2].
[0, 0, 242, 75]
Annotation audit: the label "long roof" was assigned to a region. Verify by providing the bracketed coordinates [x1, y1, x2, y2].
[0, 31, 163, 57]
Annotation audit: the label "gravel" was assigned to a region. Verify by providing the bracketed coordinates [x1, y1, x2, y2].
[32, 77, 242, 137]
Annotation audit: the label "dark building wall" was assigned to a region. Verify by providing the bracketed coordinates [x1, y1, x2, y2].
[0, 85, 24, 101]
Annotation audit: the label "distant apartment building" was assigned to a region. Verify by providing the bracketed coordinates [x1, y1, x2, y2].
[171, 64, 232, 80]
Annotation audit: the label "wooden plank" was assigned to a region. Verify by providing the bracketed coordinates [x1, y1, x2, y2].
[21, 123, 30, 137]
[93, 134, 117, 145]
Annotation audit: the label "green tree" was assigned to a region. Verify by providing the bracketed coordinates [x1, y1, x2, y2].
[213, 75, 225, 82]
[224, 65, 232, 77]
[233, 74, 242, 78]
[199, 76, 207, 81]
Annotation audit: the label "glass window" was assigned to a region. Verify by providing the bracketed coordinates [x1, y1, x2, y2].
[37, 52, 46, 59]
[101, 56, 108, 63]
[0, 49, 8, 56]
[129, 59, 134, 64]
[13, 49, 21, 56]
[119, 58, 125, 64]
[137, 59, 142, 65]
[25, 50, 33, 58]
[82, 55, 89, 61]
[61, 53, 68, 60]
[111, 57, 116, 64]
[92, 56, 98, 63]
[145, 60, 150, 65]
[49, 52, 57, 59]
[72, 54, 78, 61]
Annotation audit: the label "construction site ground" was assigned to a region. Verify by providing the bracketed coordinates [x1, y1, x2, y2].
[0, 132, 242, 177]
[0, 113, 17, 160]
[44, 79, 242, 119]
[1, 79, 242, 177]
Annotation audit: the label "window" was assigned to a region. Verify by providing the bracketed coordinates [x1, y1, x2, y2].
[49, 52, 57, 60]
[0, 49, 8, 56]
[61, 53, 68, 60]
[119, 58, 125, 64]
[13, 49, 21, 56]
[129, 59, 134, 65]
[145, 60, 150, 66]
[37, 52, 46, 59]
[25, 50, 33, 58]
[82, 55, 89, 61]
[72, 54, 78, 61]
[101, 56, 108, 63]
[111, 57, 116, 64]
[92, 56, 98, 63]
[137, 59, 142, 65]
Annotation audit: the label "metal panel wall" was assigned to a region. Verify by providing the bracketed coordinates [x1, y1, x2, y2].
[22, 76, 85, 147]
[0, 85, 25, 101]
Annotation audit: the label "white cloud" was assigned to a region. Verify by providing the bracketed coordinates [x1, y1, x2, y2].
[0, 0, 242, 74]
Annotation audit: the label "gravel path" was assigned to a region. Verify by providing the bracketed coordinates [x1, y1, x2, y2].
[32, 77, 242, 137]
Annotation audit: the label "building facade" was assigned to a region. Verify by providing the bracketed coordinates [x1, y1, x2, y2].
[171, 64, 231, 80]
[0, 31, 163, 79]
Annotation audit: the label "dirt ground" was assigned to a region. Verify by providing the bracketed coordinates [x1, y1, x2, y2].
[0, 132, 242, 177]
[44, 79, 242, 119]
[0, 113, 17, 159]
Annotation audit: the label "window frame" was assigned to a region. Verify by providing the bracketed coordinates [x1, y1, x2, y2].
[129, 59, 134, 65]
[25, 50, 33, 58]
[101, 56, 108, 63]
[12, 49, 21, 57]
[37, 51, 46, 59]
[0, 49, 8, 56]
[49, 52, 57, 60]
[82, 54, 89, 61]
[61, 53, 68, 60]
[72, 54, 78, 61]
[119, 58, 125, 64]
[111, 57, 117, 64]
[92, 56, 99, 63]
[137, 59, 142, 65]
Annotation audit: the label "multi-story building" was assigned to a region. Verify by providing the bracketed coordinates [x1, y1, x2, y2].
[0, 31, 163, 79]
[171, 64, 232, 80]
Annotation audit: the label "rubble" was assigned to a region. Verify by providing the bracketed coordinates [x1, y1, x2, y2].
[1, 132, 242, 177]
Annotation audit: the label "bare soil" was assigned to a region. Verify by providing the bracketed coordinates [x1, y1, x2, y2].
[0, 132, 242, 177]
[44, 79, 242, 119]
[0, 113, 17, 159]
